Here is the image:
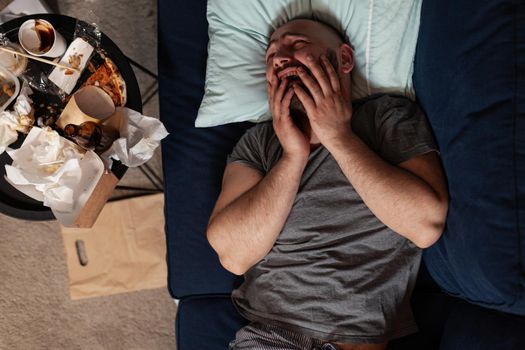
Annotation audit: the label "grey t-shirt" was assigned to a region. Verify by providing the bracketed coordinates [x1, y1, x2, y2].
[228, 94, 438, 344]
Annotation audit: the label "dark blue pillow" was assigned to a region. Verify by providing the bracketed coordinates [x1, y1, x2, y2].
[413, 0, 524, 315]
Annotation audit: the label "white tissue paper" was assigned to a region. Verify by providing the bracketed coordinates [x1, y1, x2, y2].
[14, 82, 33, 118]
[5, 127, 104, 220]
[102, 107, 169, 167]
[0, 82, 34, 154]
[48, 38, 94, 95]
[0, 111, 18, 154]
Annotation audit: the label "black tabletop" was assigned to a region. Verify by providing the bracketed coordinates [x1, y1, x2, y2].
[0, 14, 142, 221]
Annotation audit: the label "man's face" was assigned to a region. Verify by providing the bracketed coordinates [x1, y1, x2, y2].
[266, 19, 341, 114]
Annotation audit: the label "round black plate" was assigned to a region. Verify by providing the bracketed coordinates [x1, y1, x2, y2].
[0, 14, 142, 221]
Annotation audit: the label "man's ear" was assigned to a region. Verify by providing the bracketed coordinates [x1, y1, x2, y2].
[339, 43, 354, 74]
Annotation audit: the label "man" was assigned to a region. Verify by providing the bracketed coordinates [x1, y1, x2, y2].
[207, 18, 448, 350]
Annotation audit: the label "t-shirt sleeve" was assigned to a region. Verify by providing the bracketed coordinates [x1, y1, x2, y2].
[375, 97, 438, 164]
[227, 124, 268, 174]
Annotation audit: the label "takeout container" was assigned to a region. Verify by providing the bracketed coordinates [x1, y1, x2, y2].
[0, 64, 20, 112]
[4, 85, 122, 228]
[18, 19, 67, 58]
[5, 126, 119, 228]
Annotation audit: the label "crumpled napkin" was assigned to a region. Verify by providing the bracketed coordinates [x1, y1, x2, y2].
[0, 111, 18, 154]
[14, 83, 33, 120]
[0, 82, 34, 154]
[4, 127, 92, 212]
[102, 107, 169, 167]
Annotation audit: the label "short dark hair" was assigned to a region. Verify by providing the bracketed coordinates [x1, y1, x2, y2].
[282, 16, 351, 47]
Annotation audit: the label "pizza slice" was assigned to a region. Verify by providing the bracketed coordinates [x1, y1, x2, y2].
[83, 57, 127, 107]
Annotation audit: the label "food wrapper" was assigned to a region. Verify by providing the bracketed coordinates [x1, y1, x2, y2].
[73, 19, 101, 49]
[0, 82, 33, 154]
[48, 38, 94, 95]
[101, 107, 169, 168]
[47, 19, 102, 95]
[5, 127, 104, 225]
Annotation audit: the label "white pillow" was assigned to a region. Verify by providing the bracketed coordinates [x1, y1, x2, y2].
[196, 0, 422, 128]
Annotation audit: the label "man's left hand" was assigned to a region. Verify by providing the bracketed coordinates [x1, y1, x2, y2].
[292, 54, 353, 147]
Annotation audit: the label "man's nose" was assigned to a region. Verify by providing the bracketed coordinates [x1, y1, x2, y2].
[273, 53, 292, 69]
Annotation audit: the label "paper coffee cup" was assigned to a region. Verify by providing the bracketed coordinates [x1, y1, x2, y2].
[56, 86, 116, 129]
[18, 19, 67, 58]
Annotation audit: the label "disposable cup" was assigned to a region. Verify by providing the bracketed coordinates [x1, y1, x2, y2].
[18, 19, 67, 58]
[56, 86, 116, 129]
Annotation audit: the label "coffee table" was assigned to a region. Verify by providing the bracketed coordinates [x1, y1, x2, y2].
[0, 14, 142, 221]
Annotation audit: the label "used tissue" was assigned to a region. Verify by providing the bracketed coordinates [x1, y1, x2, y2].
[5, 126, 104, 223]
[0, 82, 33, 154]
[102, 107, 169, 167]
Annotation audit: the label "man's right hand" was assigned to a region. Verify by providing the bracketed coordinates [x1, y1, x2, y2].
[267, 75, 310, 161]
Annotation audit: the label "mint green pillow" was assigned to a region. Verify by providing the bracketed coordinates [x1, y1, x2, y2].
[196, 0, 422, 127]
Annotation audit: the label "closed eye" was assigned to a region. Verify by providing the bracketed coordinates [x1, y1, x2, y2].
[265, 40, 309, 63]
[293, 40, 309, 48]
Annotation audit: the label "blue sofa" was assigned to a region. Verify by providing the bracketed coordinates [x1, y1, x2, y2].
[158, 0, 525, 348]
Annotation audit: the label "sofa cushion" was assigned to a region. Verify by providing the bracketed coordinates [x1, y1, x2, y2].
[413, 0, 524, 315]
[159, 0, 252, 297]
[176, 295, 249, 350]
[439, 300, 525, 350]
[162, 126, 250, 297]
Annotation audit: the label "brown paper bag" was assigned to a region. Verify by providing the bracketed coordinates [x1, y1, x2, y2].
[61, 193, 166, 300]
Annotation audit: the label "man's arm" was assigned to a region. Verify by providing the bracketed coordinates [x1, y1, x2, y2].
[292, 54, 448, 248]
[208, 75, 310, 275]
[207, 155, 306, 275]
[326, 136, 448, 248]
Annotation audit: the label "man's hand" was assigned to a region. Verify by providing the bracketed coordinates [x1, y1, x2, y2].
[292, 54, 353, 147]
[268, 74, 310, 161]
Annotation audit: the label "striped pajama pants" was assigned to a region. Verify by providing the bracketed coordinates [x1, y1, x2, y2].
[229, 322, 340, 350]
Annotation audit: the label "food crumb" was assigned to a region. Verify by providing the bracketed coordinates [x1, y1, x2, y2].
[63, 53, 84, 75]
